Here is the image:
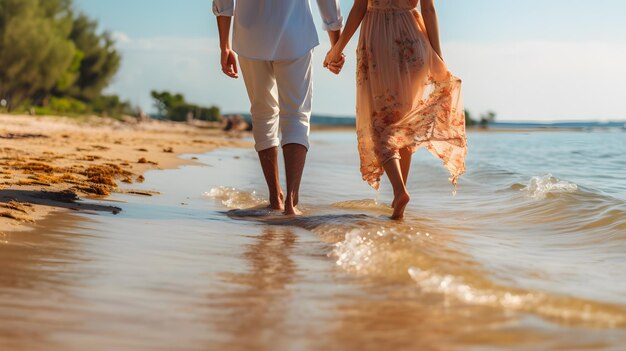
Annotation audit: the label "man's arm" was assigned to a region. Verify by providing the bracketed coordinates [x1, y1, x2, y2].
[213, 0, 238, 78]
[317, 0, 344, 72]
[327, 29, 341, 47]
[323, 0, 367, 74]
[316, 0, 343, 42]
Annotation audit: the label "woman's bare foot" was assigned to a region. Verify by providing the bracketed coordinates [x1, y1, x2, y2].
[269, 192, 285, 211]
[391, 191, 410, 220]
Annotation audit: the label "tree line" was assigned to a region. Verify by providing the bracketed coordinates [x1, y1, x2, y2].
[151, 91, 221, 122]
[465, 110, 496, 128]
[0, 0, 131, 117]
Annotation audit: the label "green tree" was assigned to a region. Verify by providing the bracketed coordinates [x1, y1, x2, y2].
[151, 90, 221, 122]
[151, 91, 185, 118]
[91, 95, 133, 118]
[480, 111, 497, 128]
[0, 0, 75, 109]
[464, 109, 476, 127]
[65, 13, 121, 101]
[0, 0, 125, 115]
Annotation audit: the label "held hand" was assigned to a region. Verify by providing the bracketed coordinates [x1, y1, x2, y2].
[220, 48, 238, 78]
[323, 48, 346, 75]
[329, 54, 346, 75]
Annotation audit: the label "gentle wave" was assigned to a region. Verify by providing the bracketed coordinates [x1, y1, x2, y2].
[207, 186, 626, 327]
[332, 226, 626, 328]
[513, 174, 578, 199]
[407, 267, 626, 328]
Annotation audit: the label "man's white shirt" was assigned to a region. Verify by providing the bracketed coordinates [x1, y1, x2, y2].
[213, 0, 343, 60]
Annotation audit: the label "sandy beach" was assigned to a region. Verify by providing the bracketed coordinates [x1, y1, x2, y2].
[0, 114, 249, 234]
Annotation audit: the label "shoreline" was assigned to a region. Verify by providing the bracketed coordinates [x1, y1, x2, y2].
[0, 114, 250, 234]
[2, 115, 616, 234]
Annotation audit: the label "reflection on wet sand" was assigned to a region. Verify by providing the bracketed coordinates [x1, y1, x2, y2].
[0, 214, 88, 351]
[208, 227, 297, 351]
[321, 284, 622, 351]
[319, 285, 541, 351]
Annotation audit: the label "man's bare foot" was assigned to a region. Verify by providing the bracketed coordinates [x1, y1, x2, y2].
[284, 205, 302, 216]
[391, 191, 410, 220]
[269, 192, 285, 211]
[284, 195, 301, 215]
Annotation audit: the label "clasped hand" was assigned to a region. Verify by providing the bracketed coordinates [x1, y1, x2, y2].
[323, 47, 346, 75]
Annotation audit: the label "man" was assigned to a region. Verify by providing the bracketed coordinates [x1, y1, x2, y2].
[213, 0, 344, 215]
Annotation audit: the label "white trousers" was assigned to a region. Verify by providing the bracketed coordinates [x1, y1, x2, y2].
[238, 51, 313, 152]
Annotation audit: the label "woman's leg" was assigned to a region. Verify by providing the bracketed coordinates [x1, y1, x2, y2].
[399, 147, 412, 186]
[383, 158, 410, 219]
[391, 147, 412, 208]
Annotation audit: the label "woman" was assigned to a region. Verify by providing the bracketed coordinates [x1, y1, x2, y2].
[324, 0, 467, 219]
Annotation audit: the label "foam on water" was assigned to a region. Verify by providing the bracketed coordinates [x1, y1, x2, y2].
[518, 174, 578, 199]
[407, 266, 626, 328]
[329, 224, 626, 328]
[207, 184, 626, 329]
[204, 186, 267, 209]
[332, 227, 436, 275]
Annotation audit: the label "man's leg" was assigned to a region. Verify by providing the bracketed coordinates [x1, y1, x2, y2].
[282, 144, 307, 215]
[258, 146, 283, 210]
[274, 51, 313, 215]
[238, 56, 284, 210]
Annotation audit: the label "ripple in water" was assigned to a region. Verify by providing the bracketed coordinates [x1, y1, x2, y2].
[516, 174, 578, 199]
[207, 184, 626, 329]
[331, 226, 626, 328]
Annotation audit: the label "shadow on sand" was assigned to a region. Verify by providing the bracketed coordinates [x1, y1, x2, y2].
[0, 189, 122, 215]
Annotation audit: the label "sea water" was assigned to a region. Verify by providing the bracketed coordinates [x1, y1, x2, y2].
[1, 130, 626, 350]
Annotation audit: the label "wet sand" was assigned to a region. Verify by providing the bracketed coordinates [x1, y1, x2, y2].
[0, 114, 249, 233]
[2, 123, 626, 350]
[1, 140, 625, 351]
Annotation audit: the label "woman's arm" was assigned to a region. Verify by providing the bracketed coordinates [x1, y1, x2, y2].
[323, 0, 368, 72]
[420, 0, 443, 59]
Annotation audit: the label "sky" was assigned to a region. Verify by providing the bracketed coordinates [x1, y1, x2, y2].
[74, 0, 626, 121]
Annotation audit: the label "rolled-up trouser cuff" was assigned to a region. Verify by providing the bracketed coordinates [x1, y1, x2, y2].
[281, 138, 310, 151]
[254, 138, 281, 152]
[280, 114, 310, 150]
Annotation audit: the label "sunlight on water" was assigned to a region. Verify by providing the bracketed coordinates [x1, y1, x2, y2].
[3, 132, 626, 351]
[407, 267, 626, 328]
[332, 199, 391, 213]
[201, 131, 626, 336]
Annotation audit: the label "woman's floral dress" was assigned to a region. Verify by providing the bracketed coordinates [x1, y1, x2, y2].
[357, 0, 467, 190]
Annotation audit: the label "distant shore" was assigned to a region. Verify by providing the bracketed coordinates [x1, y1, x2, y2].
[0, 114, 250, 233]
[311, 124, 602, 133]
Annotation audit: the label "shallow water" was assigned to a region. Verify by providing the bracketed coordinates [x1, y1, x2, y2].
[1, 131, 626, 350]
